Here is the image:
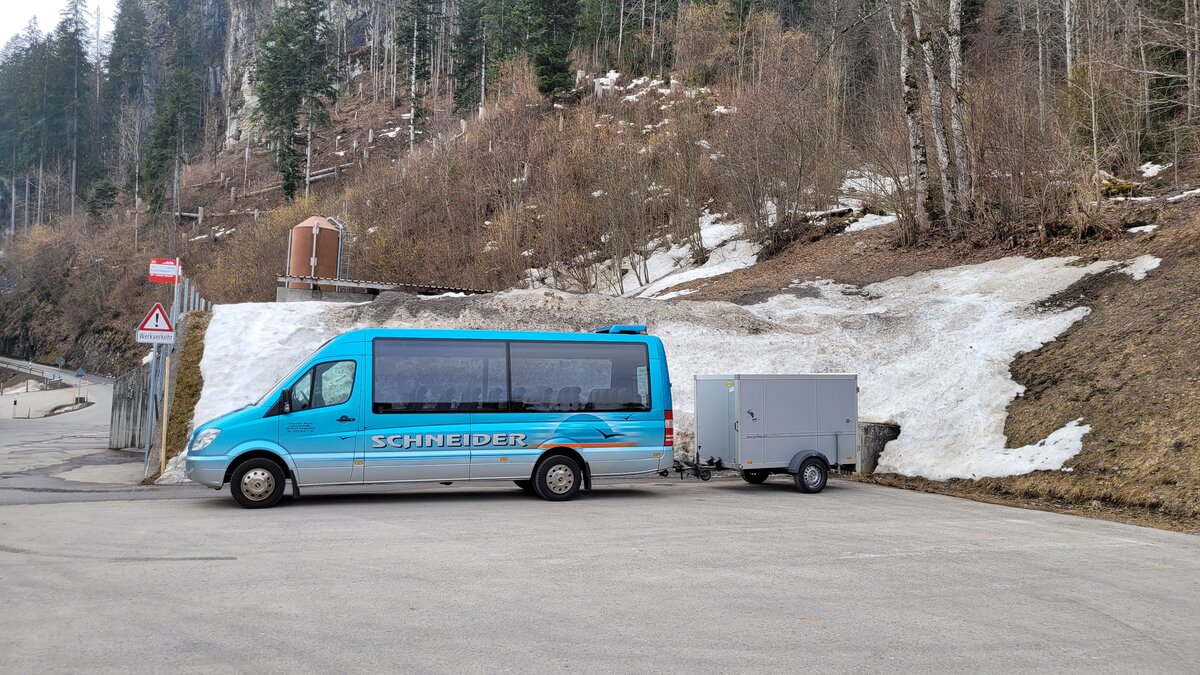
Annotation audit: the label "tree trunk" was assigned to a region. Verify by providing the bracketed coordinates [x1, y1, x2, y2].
[410, 18, 418, 154]
[947, 0, 971, 220]
[897, 2, 932, 240]
[1036, 0, 1047, 130]
[912, 3, 954, 226]
[304, 117, 313, 199]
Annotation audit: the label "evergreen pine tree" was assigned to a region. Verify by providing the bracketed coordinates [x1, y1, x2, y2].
[453, 0, 487, 113]
[254, 0, 337, 199]
[528, 0, 579, 100]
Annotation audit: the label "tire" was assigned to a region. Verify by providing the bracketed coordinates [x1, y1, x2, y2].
[514, 479, 535, 494]
[794, 458, 828, 494]
[532, 454, 583, 501]
[740, 470, 770, 484]
[230, 457, 287, 509]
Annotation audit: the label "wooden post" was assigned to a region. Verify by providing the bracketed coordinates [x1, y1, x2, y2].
[159, 355, 172, 476]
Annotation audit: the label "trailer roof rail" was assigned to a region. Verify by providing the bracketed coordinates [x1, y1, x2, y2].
[594, 324, 648, 335]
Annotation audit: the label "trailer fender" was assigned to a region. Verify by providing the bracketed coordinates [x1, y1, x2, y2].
[786, 450, 829, 474]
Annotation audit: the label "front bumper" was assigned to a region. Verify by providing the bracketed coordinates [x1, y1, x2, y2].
[185, 455, 229, 490]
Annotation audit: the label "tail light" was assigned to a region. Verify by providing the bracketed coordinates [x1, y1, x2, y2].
[664, 409, 674, 447]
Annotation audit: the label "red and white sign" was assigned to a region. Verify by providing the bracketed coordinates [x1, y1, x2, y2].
[148, 258, 181, 284]
[136, 303, 175, 345]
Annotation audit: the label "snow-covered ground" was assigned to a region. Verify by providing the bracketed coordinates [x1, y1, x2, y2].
[160, 254, 1158, 484]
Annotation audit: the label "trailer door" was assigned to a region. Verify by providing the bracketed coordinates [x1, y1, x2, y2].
[737, 378, 765, 467]
[818, 376, 858, 466]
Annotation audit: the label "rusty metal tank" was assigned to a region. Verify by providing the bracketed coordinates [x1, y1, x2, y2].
[287, 216, 343, 290]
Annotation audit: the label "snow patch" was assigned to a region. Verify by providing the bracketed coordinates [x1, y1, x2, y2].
[1120, 254, 1161, 280]
[1139, 161, 1170, 178]
[843, 213, 898, 234]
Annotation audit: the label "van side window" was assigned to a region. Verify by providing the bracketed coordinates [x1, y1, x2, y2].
[509, 342, 651, 413]
[373, 339, 508, 413]
[290, 361, 356, 412]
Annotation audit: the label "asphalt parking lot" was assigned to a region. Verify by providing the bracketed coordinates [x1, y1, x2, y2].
[2, 475, 1198, 673]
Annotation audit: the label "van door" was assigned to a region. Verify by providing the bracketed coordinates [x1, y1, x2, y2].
[277, 359, 362, 485]
[362, 338, 504, 482]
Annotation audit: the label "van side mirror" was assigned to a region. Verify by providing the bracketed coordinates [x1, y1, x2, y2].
[281, 389, 292, 414]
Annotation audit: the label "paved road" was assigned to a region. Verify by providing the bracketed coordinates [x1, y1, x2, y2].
[0, 358, 163, 501]
[1, 475, 1197, 673]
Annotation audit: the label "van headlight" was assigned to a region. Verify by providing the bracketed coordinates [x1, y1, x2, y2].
[190, 429, 221, 453]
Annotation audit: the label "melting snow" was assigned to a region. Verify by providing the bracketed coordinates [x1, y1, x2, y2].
[843, 213, 898, 234]
[1120, 254, 1161, 280]
[1139, 161, 1170, 178]
[168, 254, 1150, 485]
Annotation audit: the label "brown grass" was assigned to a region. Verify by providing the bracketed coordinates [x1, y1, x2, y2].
[159, 311, 211, 477]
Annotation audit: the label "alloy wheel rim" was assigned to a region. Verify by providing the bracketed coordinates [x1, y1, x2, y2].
[545, 464, 575, 494]
[241, 469, 275, 501]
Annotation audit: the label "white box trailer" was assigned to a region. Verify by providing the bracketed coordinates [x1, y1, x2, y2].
[691, 374, 858, 493]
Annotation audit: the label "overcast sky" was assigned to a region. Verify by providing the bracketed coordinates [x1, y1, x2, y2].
[1, 0, 117, 48]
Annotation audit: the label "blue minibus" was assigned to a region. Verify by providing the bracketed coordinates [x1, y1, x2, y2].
[185, 325, 673, 508]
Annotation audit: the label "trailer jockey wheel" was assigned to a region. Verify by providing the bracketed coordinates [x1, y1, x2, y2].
[698, 469, 712, 481]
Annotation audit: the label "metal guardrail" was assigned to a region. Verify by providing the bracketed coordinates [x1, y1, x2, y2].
[0, 362, 64, 384]
[277, 275, 493, 295]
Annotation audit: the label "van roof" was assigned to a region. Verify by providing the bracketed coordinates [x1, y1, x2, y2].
[327, 327, 661, 345]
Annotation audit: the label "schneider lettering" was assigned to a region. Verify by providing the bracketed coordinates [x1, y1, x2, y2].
[370, 433, 529, 450]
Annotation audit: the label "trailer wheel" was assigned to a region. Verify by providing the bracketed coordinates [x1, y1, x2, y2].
[513, 480, 535, 494]
[794, 458, 828, 494]
[532, 454, 583, 501]
[740, 470, 770, 484]
[698, 469, 712, 481]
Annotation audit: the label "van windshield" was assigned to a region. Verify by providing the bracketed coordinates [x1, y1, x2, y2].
[253, 341, 331, 406]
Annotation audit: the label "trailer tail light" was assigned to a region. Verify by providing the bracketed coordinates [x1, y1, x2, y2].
[664, 409, 674, 447]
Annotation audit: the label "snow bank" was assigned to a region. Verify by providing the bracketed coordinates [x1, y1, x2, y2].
[170, 255, 1150, 484]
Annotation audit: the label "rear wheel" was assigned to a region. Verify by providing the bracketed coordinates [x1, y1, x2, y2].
[794, 458, 828, 494]
[740, 470, 770, 484]
[514, 479, 535, 494]
[230, 457, 286, 508]
[532, 454, 583, 501]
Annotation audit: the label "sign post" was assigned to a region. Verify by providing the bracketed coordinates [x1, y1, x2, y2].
[136, 303, 176, 476]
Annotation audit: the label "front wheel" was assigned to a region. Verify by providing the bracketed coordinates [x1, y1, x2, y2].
[230, 457, 287, 508]
[794, 458, 828, 494]
[741, 470, 770, 484]
[532, 454, 583, 501]
[514, 479, 535, 494]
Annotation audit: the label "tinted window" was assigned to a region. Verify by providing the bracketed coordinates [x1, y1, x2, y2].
[373, 339, 508, 413]
[290, 361, 356, 412]
[509, 342, 650, 412]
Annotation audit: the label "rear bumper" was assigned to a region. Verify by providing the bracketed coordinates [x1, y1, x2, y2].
[185, 455, 228, 489]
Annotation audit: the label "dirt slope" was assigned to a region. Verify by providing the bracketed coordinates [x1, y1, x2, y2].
[683, 204, 1198, 531]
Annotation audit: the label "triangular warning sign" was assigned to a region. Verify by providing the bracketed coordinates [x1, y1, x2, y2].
[139, 303, 174, 332]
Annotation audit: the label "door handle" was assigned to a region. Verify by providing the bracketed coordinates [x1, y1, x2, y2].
[336, 415, 356, 423]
